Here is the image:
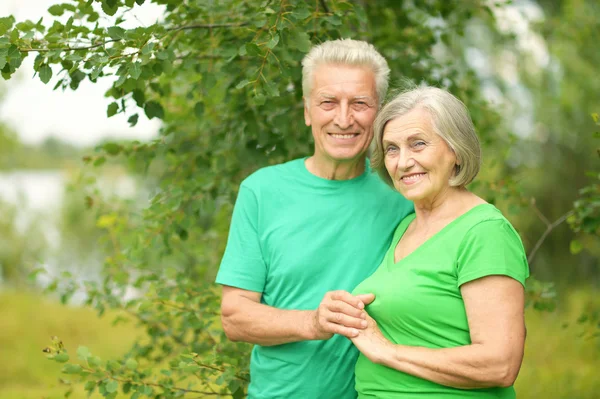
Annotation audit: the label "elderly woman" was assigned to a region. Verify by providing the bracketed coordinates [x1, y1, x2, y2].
[351, 86, 529, 398]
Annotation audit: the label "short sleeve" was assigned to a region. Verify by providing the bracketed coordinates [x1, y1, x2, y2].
[456, 219, 530, 287]
[215, 184, 267, 293]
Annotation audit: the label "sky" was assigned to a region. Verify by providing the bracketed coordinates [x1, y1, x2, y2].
[0, 0, 164, 146]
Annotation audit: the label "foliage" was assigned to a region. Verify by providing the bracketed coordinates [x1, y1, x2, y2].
[1, 0, 597, 397]
[511, 0, 600, 283]
[568, 113, 600, 244]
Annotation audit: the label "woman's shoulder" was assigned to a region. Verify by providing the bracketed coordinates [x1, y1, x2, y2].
[458, 203, 523, 246]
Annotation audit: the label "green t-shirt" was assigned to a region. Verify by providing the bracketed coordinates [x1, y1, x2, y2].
[216, 158, 414, 399]
[353, 204, 529, 399]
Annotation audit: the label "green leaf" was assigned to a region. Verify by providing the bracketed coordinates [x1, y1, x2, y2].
[263, 80, 279, 97]
[128, 113, 139, 127]
[84, 381, 96, 392]
[293, 6, 312, 20]
[129, 61, 142, 79]
[235, 79, 251, 90]
[88, 356, 102, 367]
[0, 16, 15, 36]
[266, 33, 280, 50]
[288, 30, 312, 52]
[245, 42, 261, 56]
[39, 64, 52, 84]
[232, 386, 245, 399]
[141, 42, 155, 55]
[104, 142, 121, 155]
[194, 102, 204, 118]
[93, 156, 106, 167]
[570, 239, 583, 254]
[76, 346, 91, 360]
[62, 364, 82, 374]
[54, 352, 70, 363]
[107, 26, 125, 40]
[135, 0, 145, 5]
[107, 102, 119, 117]
[144, 101, 164, 119]
[102, 0, 119, 16]
[16, 20, 35, 32]
[105, 380, 119, 393]
[48, 5, 64, 16]
[125, 358, 138, 370]
[328, 14, 342, 26]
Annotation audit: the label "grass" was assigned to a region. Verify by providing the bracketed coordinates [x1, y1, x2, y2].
[515, 288, 600, 398]
[0, 289, 139, 399]
[0, 287, 598, 399]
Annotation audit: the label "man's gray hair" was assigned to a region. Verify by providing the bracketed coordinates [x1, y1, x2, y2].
[371, 86, 482, 188]
[301, 39, 390, 107]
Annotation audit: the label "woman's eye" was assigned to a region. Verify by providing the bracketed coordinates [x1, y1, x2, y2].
[412, 141, 426, 148]
[385, 146, 398, 154]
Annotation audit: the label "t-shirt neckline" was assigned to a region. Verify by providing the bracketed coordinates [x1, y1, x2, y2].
[389, 203, 495, 266]
[296, 156, 371, 186]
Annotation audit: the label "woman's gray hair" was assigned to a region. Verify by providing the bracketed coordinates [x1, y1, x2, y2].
[371, 86, 482, 188]
[301, 39, 390, 107]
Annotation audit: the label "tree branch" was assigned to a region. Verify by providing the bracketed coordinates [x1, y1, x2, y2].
[527, 203, 574, 265]
[168, 22, 250, 31]
[19, 22, 249, 53]
[19, 39, 121, 53]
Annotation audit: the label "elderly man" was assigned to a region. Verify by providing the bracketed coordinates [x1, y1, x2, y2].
[216, 39, 413, 398]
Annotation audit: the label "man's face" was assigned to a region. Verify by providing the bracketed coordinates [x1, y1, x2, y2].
[304, 64, 378, 163]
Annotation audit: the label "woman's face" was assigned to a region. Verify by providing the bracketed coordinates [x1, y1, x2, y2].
[383, 108, 457, 205]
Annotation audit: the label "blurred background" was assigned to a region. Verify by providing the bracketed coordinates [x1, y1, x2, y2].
[0, 0, 598, 398]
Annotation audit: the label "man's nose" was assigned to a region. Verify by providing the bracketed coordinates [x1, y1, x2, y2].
[334, 103, 353, 130]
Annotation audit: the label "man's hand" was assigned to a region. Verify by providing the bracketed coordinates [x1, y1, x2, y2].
[310, 291, 375, 340]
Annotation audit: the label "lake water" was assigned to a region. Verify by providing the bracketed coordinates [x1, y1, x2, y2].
[0, 170, 139, 299]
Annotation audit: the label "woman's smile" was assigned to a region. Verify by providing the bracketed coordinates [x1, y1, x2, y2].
[400, 172, 427, 185]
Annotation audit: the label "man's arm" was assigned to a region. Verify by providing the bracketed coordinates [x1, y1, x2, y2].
[221, 285, 374, 346]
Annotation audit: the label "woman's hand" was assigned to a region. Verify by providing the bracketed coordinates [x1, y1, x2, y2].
[350, 313, 393, 364]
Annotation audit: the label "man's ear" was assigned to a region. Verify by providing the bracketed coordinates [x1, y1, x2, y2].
[304, 98, 311, 126]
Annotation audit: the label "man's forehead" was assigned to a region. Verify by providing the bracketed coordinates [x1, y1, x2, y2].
[317, 93, 375, 100]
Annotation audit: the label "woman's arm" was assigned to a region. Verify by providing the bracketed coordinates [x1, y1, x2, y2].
[351, 275, 526, 389]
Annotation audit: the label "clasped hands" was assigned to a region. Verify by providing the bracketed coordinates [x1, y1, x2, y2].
[310, 290, 391, 364]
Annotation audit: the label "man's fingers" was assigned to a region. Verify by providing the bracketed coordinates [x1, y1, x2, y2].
[329, 290, 368, 310]
[324, 322, 360, 339]
[356, 293, 375, 306]
[326, 300, 365, 319]
[325, 311, 368, 330]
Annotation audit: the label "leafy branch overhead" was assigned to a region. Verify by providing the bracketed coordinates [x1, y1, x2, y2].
[4, 0, 595, 398]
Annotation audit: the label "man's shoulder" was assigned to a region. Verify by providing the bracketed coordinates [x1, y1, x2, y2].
[241, 158, 304, 190]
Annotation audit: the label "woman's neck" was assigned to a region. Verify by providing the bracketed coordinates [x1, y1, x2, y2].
[412, 188, 482, 227]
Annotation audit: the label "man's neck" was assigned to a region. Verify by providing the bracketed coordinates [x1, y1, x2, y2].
[305, 155, 366, 181]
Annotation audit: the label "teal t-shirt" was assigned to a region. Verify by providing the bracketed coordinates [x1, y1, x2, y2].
[353, 204, 529, 399]
[216, 158, 413, 399]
